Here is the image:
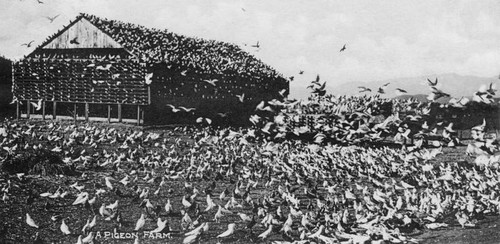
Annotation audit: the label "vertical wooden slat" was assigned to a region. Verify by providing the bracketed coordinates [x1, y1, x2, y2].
[12, 61, 17, 119]
[137, 105, 140, 126]
[107, 105, 111, 123]
[85, 102, 89, 122]
[118, 103, 122, 123]
[141, 108, 145, 125]
[42, 100, 46, 120]
[73, 103, 77, 123]
[53, 101, 57, 119]
[27, 100, 30, 119]
[148, 86, 151, 104]
[16, 101, 20, 120]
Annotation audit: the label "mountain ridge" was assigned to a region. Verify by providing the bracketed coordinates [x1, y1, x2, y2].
[290, 73, 498, 99]
[332, 73, 497, 97]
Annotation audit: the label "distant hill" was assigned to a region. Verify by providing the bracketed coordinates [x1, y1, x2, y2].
[330, 73, 497, 98]
[394, 94, 429, 103]
[394, 94, 454, 103]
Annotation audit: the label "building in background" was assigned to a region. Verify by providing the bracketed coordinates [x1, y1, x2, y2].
[12, 13, 289, 125]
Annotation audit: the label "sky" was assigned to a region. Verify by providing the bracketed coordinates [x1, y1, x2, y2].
[1, 0, 500, 98]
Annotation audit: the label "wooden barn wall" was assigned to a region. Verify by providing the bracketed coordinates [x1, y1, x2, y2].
[43, 18, 123, 49]
[145, 64, 289, 124]
[28, 48, 131, 60]
[13, 58, 149, 105]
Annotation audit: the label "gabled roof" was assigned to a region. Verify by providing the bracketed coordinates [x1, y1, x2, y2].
[41, 17, 123, 49]
[31, 13, 285, 81]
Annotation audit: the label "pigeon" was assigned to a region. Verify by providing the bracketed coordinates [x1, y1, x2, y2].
[46, 14, 60, 23]
[70, 37, 80, 45]
[167, 104, 181, 113]
[203, 79, 217, 86]
[26, 213, 39, 228]
[216, 223, 236, 238]
[236, 93, 245, 103]
[340, 44, 347, 52]
[145, 73, 153, 85]
[30, 99, 43, 111]
[358, 86, 372, 93]
[21, 41, 35, 47]
[134, 214, 146, 231]
[427, 78, 438, 87]
[60, 219, 71, 235]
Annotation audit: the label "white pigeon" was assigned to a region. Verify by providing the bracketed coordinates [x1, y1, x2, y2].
[165, 199, 173, 214]
[145, 73, 153, 85]
[105, 177, 114, 190]
[72, 192, 89, 205]
[99, 203, 111, 217]
[82, 215, 97, 233]
[185, 222, 206, 236]
[106, 200, 119, 210]
[308, 225, 325, 238]
[60, 219, 71, 235]
[76, 235, 83, 244]
[258, 224, 273, 239]
[134, 213, 146, 231]
[30, 99, 43, 111]
[150, 218, 168, 233]
[216, 223, 236, 238]
[26, 213, 39, 228]
[82, 231, 94, 243]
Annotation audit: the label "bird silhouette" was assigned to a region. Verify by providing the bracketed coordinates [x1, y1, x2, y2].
[26, 213, 39, 228]
[395, 88, 407, 96]
[145, 73, 153, 85]
[377, 83, 390, 94]
[340, 44, 347, 52]
[179, 106, 196, 112]
[46, 14, 60, 23]
[30, 99, 43, 111]
[60, 219, 70, 235]
[134, 214, 146, 231]
[427, 78, 438, 87]
[21, 40, 34, 47]
[95, 63, 112, 71]
[167, 104, 181, 113]
[216, 223, 236, 238]
[428, 87, 450, 101]
[203, 79, 217, 86]
[358, 86, 372, 93]
[70, 37, 79, 44]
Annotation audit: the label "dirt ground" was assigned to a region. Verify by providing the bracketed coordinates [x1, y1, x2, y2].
[0, 120, 498, 244]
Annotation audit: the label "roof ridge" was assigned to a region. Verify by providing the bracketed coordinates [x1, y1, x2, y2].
[28, 15, 85, 55]
[79, 13, 137, 59]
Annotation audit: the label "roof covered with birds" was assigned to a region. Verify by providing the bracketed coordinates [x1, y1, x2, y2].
[32, 13, 285, 80]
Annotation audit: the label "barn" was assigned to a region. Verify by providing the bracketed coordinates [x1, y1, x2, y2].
[12, 13, 289, 125]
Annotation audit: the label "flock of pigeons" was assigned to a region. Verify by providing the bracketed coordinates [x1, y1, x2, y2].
[6, 4, 500, 243]
[13, 58, 151, 105]
[0, 76, 499, 244]
[79, 14, 283, 81]
[246, 75, 498, 148]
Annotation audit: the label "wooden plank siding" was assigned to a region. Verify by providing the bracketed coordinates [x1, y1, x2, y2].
[13, 14, 290, 125]
[13, 58, 149, 105]
[43, 18, 123, 49]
